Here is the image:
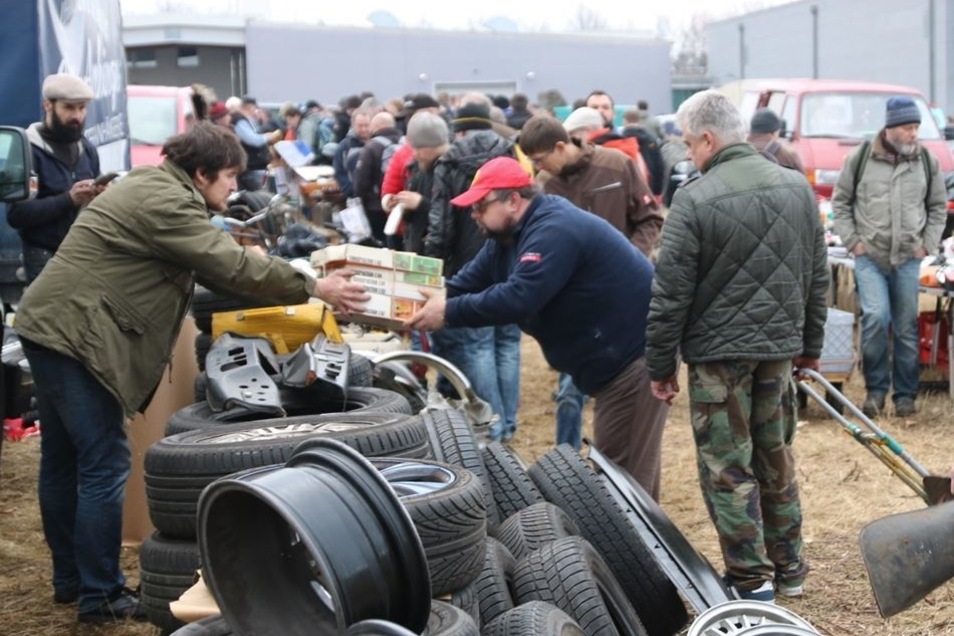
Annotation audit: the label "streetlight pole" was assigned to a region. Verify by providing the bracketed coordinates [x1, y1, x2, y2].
[811, 5, 819, 79]
[738, 23, 745, 80]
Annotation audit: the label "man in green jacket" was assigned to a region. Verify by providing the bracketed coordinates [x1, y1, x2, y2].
[646, 90, 829, 604]
[831, 97, 947, 418]
[15, 123, 366, 624]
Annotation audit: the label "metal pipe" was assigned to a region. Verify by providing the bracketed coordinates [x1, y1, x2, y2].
[738, 23, 746, 80]
[928, 0, 936, 103]
[810, 5, 819, 79]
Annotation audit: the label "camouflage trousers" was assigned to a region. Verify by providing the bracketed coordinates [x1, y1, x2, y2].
[687, 359, 808, 592]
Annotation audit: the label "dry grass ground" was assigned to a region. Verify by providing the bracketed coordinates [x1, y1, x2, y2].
[2, 336, 954, 635]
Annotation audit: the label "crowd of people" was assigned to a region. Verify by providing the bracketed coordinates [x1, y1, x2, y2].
[11, 71, 945, 624]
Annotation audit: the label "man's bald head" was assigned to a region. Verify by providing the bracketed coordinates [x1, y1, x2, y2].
[370, 112, 396, 135]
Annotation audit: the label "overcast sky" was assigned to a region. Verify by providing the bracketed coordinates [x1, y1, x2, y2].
[119, 0, 798, 36]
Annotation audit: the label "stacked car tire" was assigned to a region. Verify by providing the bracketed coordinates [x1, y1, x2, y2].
[145, 348, 689, 635]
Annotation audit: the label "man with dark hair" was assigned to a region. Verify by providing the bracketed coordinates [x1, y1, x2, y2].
[231, 95, 282, 191]
[506, 93, 533, 130]
[621, 108, 666, 196]
[8, 73, 102, 282]
[637, 99, 665, 140]
[15, 122, 367, 625]
[586, 90, 616, 129]
[407, 157, 660, 499]
[518, 115, 666, 485]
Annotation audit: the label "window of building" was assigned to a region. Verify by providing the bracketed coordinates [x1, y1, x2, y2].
[128, 49, 157, 69]
[177, 47, 199, 68]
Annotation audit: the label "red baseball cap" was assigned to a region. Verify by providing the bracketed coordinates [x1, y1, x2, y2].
[450, 157, 533, 207]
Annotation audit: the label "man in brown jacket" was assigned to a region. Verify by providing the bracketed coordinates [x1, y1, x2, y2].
[517, 115, 667, 493]
[747, 108, 805, 173]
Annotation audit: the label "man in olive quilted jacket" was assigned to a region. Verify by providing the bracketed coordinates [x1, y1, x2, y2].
[646, 90, 829, 605]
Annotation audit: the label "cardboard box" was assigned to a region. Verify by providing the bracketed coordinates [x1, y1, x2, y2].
[311, 245, 445, 330]
[312, 244, 443, 277]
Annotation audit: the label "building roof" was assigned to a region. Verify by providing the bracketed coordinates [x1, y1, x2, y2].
[122, 14, 247, 47]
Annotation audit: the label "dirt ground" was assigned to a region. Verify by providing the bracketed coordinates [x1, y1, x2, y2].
[2, 336, 954, 635]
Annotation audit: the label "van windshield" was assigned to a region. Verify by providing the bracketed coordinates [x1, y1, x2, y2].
[128, 96, 177, 146]
[801, 93, 941, 140]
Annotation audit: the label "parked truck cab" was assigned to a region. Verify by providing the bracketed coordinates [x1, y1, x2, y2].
[719, 79, 954, 203]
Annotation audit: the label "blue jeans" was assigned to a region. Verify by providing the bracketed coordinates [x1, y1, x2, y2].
[555, 372, 586, 450]
[853, 255, 921, 401]
[431, 324, 521, 440]
[22, 339, 130, 612]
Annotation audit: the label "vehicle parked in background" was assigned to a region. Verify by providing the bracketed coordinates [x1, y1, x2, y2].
[718, 79, 954, 205]
[127, 85, 195, 167]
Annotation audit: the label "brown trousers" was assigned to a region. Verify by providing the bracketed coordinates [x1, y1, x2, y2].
[592, 356, 670, 501]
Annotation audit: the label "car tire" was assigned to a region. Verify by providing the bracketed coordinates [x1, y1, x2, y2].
[512, 536, 648, 636]
[529, 445, 688, 636]
[482, 442, 544, 522]
[146, 412, 430, 539]
[164, 387, 412, 436]
[481, 600, 584, 636]
[494, 501, 580, 560]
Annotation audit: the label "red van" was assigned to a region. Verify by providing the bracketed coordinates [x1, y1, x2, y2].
[127, 85, 195, 167]
[720, 79, 954, 201]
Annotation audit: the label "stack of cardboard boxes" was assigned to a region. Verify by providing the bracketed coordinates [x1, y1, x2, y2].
[311, 245, 445, 330]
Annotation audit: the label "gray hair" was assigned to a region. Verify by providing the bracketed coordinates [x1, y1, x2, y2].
[459, 92, 492, 109]
[677, 90, 746, 145]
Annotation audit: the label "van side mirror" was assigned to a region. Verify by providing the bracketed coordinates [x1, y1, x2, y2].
[0, 127, 33, 203]
[778, 119, 789, 139]
[945, 125, 954, 142]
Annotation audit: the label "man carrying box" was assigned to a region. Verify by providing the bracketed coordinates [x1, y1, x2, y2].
[407, 157, 668, 501]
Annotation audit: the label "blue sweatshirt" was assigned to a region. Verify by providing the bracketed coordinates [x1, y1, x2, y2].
[446, 194, 654, 394]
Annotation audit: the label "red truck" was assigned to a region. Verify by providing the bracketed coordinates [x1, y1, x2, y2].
[720, 79, 954, 209]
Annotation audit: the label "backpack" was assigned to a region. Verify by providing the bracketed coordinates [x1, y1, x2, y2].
[850, 139, 933, 205]
[373, 135, 401, 175]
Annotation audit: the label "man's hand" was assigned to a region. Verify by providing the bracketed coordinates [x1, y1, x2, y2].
[405, 287, 446, 332]
[69, 179, 98, 206]
[314, 269, 369, 314]
[914, 246, 928, 259]
[851, 242, 866, 256]
[792, 356, 820, 379]
[395, 191, 423, 211]
[651, 375, 680, 405]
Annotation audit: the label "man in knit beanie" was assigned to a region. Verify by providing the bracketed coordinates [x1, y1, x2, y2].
[832, 96, 947, 417]
[746, 108, 804, 172]
[390, 112, 450, 254]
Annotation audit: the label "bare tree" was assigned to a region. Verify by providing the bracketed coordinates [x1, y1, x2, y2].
[568, 5, 608, 32]
[671, 12, 709, 76]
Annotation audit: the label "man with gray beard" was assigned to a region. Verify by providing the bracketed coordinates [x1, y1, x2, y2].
[832, 96, 947, 418]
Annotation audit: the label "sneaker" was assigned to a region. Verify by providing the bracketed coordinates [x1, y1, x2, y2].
[776, 580, 804, 598]
[895, 397, 916, 417]
[724, 577, 775, 604]
[78, 587, 147, 624]
[737, 581, 776, 603]
[861, 392, 885, 418]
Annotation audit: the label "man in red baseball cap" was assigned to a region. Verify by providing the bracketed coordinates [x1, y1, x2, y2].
[408, 156, 668, 500]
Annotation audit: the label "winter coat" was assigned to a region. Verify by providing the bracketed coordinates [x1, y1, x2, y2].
[8, 123, 100, 252]
[426, 130, 516, 277]
[446, 194, 654, 394]
[831, 130, 947, 270]
[646, 143, 829, 380]
[540, 143, 661, 257]
[15, 160, 313, 416]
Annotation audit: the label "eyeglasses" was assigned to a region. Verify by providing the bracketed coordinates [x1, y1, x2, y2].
[472, 195, 505, 214]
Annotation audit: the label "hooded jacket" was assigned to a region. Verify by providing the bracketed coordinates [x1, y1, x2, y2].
[425, 129, 516, 276]
[7, 123, 100, 252]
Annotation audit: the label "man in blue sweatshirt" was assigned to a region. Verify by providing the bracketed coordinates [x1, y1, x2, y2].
[407, 156, 668, 500]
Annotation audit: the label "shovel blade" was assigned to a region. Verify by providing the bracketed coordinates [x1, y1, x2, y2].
[859, 500, 954, 617]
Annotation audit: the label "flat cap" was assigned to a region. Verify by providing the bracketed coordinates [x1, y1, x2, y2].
[42, 73, 94, 102]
